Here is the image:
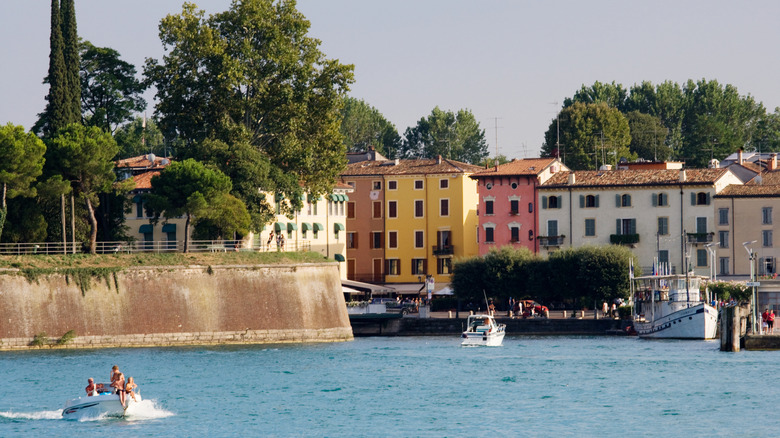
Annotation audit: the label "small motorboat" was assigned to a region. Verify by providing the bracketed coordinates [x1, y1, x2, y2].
[62, 383, 141, 418]
[461, 314, 506, 346]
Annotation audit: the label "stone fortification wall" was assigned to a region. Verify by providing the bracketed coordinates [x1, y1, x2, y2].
[0, 263, 352, 350]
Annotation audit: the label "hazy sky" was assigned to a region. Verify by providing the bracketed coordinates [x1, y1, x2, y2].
[2, 1, 780, 159]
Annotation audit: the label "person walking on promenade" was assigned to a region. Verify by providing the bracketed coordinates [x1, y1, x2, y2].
[769, 310, 776, 335]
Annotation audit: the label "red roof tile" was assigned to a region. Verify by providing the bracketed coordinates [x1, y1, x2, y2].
[342, 158, 483, 176]
[471, 158, 561, 177]
[132, 171, 160, 190]
[542, 168, 729, 188]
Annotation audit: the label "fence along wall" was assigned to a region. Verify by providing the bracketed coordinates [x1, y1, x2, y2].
[0, 263, 352, 349]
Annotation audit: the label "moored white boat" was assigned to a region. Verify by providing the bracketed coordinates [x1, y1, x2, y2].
[461, 314, 506, 346]
[633, 274, 718, 339]
[62, 384, 141, 419]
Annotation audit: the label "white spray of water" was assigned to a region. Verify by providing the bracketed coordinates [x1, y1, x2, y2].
[0, 399, 174, 422]
[0, 410, 62, 420]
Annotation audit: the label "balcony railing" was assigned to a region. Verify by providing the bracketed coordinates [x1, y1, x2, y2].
[432, 245, 454, 256]
[538, 236, 565, 247]
[610, 234, 640, 245]
[0, 240, 311, 255]
[686, 232, 714, 244]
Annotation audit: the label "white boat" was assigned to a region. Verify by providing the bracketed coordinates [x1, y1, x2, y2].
[62, 384, 141, 418]
[461, 314, 506, 346]
[632, 274, 718, 339]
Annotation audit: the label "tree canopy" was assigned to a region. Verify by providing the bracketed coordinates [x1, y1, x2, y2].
[399, 107, 488, 164]
[0, 124, 47, 240]
[339, 97, 401, 157]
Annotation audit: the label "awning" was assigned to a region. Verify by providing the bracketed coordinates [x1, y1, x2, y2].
[287, 222, 298, 231]
[301, 222, 312, 231]
[162, 224, 176, 233]
[274, 223, 285, 232]
[139, 224, 153, 234]
[334, 223, 345, 232]
[341, 279, 396, 294]
[342, 194, 350, 201]
[313, 223, 324, 231]
[334, 253, 345, 262]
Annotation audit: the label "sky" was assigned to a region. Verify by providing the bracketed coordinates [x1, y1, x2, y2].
[2, 1, 780, 160]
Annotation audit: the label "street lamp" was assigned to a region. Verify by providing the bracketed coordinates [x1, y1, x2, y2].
[704, 242, 718, 282]
[743, 240, 758, 333]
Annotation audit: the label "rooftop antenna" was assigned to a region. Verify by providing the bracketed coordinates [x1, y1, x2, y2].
[491, 117, 503, 164]
[550, 101, 560, 160]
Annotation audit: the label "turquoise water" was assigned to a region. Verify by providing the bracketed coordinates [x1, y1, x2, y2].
[0, 336, 776, 436]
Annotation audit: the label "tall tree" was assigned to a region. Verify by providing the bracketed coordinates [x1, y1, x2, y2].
[145, 159, 237, 252]
[542, 102, 634, 170]
[80, 41, 147, 133]
[400, 107, 488, 164]
[340, 97, 401, 157]
[37, 0, 68, 137]
[114, 116, 166, 159]
[752, 108, 780, 152]
[46, 124, 119, 253]
[626, 111, 671, 161]
[0, 124, 47, 240]
[144, 0, 355, 200]
[61, 0, 81, 124]
[564, 81, 629, 112]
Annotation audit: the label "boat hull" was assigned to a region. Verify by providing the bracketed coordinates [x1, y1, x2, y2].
[634, 303, 718, 339]
[62, 392, 141, 418]
[461, 331, 505, 346]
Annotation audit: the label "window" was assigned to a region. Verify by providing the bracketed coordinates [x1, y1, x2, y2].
[437, 258, 453, 275]
[485, 200, 494, 215]
[386, 259, 400, 275]
[347, 232, 358, 249]
[696, 217, 707, 234]
[657, 217, 669, 236]
[547, 220, 558, 237]
[511, 182, 518, 190]
[414, 200, 424, 217]
[373, 201, 382, 218]
[718, 208, 729, 225]
[388, 201, 397, 218]
[618, 194, 632, 207]
[440, 199, 449, 216]
[411, 259, 427, 275]
[440, 179, 449, 189]
[616, 218, 637, 235]
[659, 250, 669, 266]
[510, 200, 519, 214]
[347, 202, 355, 219]
[585, 219, 596, 237]
[312, 202, 318, 215]
[653, 192, 668, 207]
[136, 200, 144, 218]
[760, 257, 776, 275]
[528, 202, 533, 213]
[542, 196, 560, 209]
[719, 257, 730, 275]
[485, 227, 495, 243]
[763, 207, 773, 225]
[414, 180, 423, 190]
[371, 232, 383, 249]
[719, 231, 729, 248]
[510, 226, 520, 242]
[693, 192, 710, 205]
[373, 181, 382, 190]
[388, 180, 397, 190]
[697, 249, 708, 267]
[580, 194, 599, 208]
[387, 231, 398, 249]
[415, 231, 424, 248]
[763, 230, 773, 248]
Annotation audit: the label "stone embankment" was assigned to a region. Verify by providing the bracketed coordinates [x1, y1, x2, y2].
[0, 263, 352, 350]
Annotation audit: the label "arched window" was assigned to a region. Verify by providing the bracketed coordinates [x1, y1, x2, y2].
[586, 195, 596, 207]
[621, 194, 631, 207]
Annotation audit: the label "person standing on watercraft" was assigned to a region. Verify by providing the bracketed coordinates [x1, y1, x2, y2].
[110, 365, 127, 407]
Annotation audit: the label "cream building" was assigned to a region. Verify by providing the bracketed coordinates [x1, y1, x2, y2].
[538, 167, 742, 276]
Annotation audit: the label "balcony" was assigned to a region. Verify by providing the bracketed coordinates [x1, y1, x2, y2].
[538, 235, 565, 247]
[686, 232, 714, 244]
[610, 234, 640, 245]
[509, 209, 519, 216]
[432, 245, 454, 256]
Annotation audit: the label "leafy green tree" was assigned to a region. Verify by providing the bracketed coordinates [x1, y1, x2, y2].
[626, 111, 671, 161]
[191, 193, 251, 240]
[1, 197, 48, 243]
[400, 107, 488, 164]
[752, 108, 780, 152]
[80, 40, 147, 133]
[144, 0, 354, 198]
[478, 154, 511, 168]
[145, 159, 239, 252]
[61, 0, 81, 124]
[564, 80, 629, 112]
[0, 124, 47, 240]
[46, 124, 119, 253]
[114, 116, 166, 159]
[340, 97, 400, 157]
[542, 102, 634, 170]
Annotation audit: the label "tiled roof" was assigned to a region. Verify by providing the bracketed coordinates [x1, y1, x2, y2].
[471, 158, 559, 177]
[116, 154, 170, 170]
[342, 158, 483, 176]
[132, 171, 160, 190]
[542, 168, 729, 188]
[717, 171, 780, 197]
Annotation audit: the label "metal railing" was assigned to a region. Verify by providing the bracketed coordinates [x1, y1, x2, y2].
[432, 245, 454, 256]
[538, 236, 565, 247]
[610, 234, 640, 245]
[0, 240, 311, 255]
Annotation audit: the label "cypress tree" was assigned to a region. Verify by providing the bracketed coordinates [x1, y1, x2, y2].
[61, 0, 81, 124]
[43, 0, 68, 136]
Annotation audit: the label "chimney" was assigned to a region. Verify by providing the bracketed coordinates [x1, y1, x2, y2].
[437, 155, 442, 164]
[679, 169, 687, 182]
[568, 173, 576, 185]
[771, 154, 777, 171]
[738, 148, 743, 165]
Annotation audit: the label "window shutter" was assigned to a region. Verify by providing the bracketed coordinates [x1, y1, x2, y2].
[616, 194, 621, 207]
[556, 196, 562, 208]
[542, 196, 548, 209]
[595, 195, 600, 208]
[691, 192, 696, 206]
[579, 195, 585, 208]
[652, 193, 658, 207]
[616, 219, 622, 235]
[706, 193, 711, 205]
[626, 195, 631, 206]
[629, 219, 636, 234]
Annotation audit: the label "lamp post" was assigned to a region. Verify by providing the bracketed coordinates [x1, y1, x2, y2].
[704, 242, 718, 282]
[743, 240, 758, 334]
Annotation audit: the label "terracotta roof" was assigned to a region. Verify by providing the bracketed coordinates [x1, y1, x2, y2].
[116, 154, 171, 170]
[342, 158, 483, 176]
[717, 170, 780, 197]
[471, 158, 560, 177]
[132, 171, 160, 190]
[542, 168, 729, 188]
[334, 181, 354, 190]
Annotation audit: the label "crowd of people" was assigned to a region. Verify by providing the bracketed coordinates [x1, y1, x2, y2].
[84, 364, 138, 408]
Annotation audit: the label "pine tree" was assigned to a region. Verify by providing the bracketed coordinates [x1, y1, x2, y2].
[42, 0, 68, 136]
[61, 0, 81, 124]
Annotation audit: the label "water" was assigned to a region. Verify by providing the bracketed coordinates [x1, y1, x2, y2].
[0, 336, 777, 436]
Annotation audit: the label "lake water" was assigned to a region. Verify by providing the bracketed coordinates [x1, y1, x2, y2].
[0, 336, 777, 436]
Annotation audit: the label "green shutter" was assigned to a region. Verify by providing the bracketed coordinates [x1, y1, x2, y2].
[616, 194, 621, 207]
[542, 196, 548, 209]
[595, 195, 600, 208]
[556, 196, 562, 209]
[629, 219, 636, 235]
[706, 193, 711, 205]
[616, 219, 621, 235]
[691, 192, 696, 206]
[652, 193, 658, 207]
[579, 195, 585, 208]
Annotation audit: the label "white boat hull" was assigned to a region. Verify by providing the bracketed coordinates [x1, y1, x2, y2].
[461, 331, 505, 346]
[62, 392, 141, 418]
[634, 303, 718, 339]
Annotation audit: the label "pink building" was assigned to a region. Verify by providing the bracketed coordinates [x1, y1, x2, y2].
[471, 158, 568, 255]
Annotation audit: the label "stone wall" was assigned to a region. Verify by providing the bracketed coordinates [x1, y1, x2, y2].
[0, 263, 353, 350]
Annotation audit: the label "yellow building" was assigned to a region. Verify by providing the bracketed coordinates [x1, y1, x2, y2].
[342, 156, 481, 288]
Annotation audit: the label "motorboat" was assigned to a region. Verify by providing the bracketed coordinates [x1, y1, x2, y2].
[632, 274, 718, 339]
[461, 314, 506, 346]
[62, 383, 141, 418]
